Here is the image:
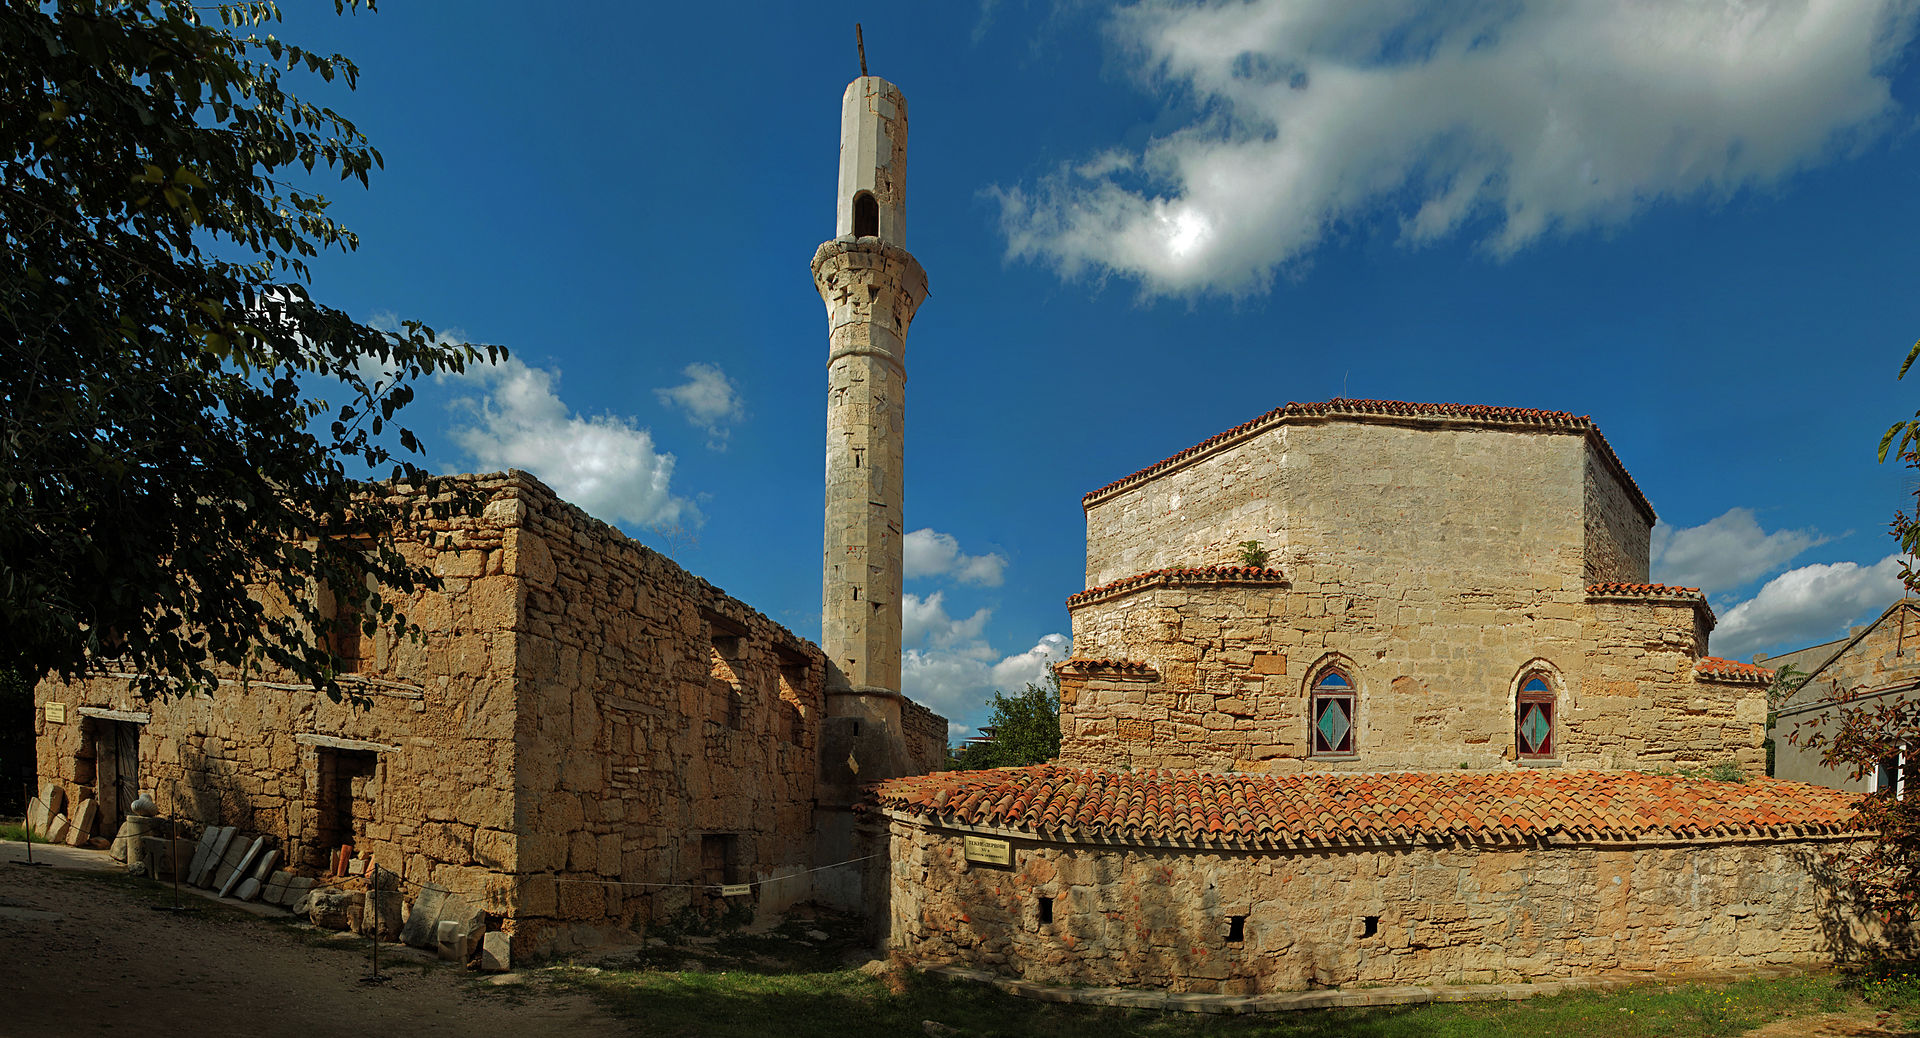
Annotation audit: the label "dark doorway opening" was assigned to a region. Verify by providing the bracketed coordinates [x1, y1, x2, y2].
[90, 718, 142, 836]
[314, 748, 378, 868]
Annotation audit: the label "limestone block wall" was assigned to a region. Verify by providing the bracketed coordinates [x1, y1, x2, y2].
[1583, 444, 1652, 584]
[901, 697, 950, 774]
[501, 477, 827, 955]
[1083, 420, 1603, 596]
[35, 472, 527, 913]
[1060, 584, 1760, 773]
[1782, 601, 1920, 712]
[886, 821, 1874, 995]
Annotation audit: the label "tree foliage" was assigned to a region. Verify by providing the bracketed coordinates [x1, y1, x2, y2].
[951, 675, 1061, 770]
[2, 1, 501, 700]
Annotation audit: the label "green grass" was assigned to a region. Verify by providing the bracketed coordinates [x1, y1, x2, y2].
[516, 912, 1903, 1038]
[0, 821, 30, 842]
[546, 966, 1873, 1038]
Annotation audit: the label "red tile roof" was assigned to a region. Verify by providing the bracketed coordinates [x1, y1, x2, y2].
[1082, 399, 1653, 524]
[1694, 657, 1775, 684]
[1054, 658, 1158, 676]
[1588, 582, 1703, 597]
[1067, 566, 1288, 609]
[874, 766, 1858, 847]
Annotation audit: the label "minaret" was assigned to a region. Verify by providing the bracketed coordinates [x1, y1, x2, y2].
[812, 73, 928, 787]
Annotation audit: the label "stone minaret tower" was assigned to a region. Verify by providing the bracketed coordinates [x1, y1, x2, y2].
[812, 74, 928, 785]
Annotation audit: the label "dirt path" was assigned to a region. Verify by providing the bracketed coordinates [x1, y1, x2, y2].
[0, 839, 624, 1038]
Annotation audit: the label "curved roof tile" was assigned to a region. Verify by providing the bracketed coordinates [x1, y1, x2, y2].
[874, 765, 1858, 846]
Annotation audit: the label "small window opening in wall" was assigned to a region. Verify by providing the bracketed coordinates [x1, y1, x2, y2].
[851, 587, 860, 601]
[1226, 915, 1246, 943]
[852, 191, 878, 237]
[850, 721, 861, 738]
[727, 688, 745, 730]
[1038, 897, 1054, 924]
[1362, 915, 1379, 938]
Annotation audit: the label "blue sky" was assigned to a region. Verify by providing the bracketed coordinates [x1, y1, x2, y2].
[281, 2, 1920, 738]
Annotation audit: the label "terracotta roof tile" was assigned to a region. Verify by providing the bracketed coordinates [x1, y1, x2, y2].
[1588, 582, 1703, 597]
[1082, 399, 1653, 524]
[1067, 566, 1287, 609]
[1695, 656, 1775, 684]
[874, 766, 1858, 847]
[1054, 658, 1158, 675]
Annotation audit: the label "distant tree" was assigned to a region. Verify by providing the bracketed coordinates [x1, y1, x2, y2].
[951, 675, 1061, 770]
[2, 2, 501, 701]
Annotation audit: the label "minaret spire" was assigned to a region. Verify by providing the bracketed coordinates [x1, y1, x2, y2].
[813, 71, 928, 788]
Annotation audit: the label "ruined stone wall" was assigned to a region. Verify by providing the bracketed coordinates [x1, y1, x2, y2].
[1082, 420, 1592, 595]
[1060, 586, 1761, 773]
[35, 473, 528, 915]
[901, 696, 950, 775]
[1583, 444, 1652, 585]
[886, 820, 1873, 994]
[502, 476, 827, 955]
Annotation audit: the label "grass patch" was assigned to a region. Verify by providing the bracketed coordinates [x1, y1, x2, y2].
[0, 821, 31, 842]
[530, 914, 1887, 1038]
[548, 967, 1871, 1038]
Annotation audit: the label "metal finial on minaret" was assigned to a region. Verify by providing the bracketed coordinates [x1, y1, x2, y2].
[856, 23, 868, 77]
[812, 70, 928, 786]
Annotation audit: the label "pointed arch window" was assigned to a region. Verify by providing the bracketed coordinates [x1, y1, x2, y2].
[852, 191, 879, 237]
[1516, 673, 1555, 759]
[1311, 669, 1356, 756]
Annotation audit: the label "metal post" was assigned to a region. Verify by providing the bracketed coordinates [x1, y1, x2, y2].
[151, 778, 196, 912]
[360, 862, 390, 985]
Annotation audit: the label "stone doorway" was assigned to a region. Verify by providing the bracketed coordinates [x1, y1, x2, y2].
[89, 718, 142, 836]
[312, 747, 379, 868]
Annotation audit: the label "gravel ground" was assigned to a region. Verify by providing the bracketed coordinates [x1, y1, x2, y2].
[0, 838, 623, 1038]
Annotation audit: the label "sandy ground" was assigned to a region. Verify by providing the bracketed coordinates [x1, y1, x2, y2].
[0, 838, 624, 1038]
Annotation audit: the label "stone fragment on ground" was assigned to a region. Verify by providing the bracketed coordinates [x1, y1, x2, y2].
[25, 796, 48, 835]
[399, 885, 449, 949]
[193, 827, 236, 887]
[280, 875, 314, 908]
[185, 828, 219, 886]
[307, 888, 357, 930]
[235, 878, 262, 901]
[481, 931, 511, 972]
[63, 800, 96, 846]
[219, 838, 264, 898]
[359, 867, 401, 939]
[209, 832, 253, 892]
[262, 871, 291, 905]
[40, 783, 65, 817]
[46, 814, 69, 844]
[435, 896, 485, 962]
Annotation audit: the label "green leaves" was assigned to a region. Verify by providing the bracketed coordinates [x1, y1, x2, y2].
[0, 0, 503, 703]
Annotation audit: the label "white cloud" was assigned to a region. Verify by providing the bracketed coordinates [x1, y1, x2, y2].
[903, 633, 1071, 727]
[904, 528, 1008, 587]
[1650, 508, 1826, 594]
[903, 591, 993, 651]
[653, 362, 744, 449]
[999, 1, 1919, 295]
[1712, 553, 1907, 659]
[448, 357, 696, 529]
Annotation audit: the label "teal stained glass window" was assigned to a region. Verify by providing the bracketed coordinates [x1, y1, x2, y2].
[1516, 674, 1554, 758]
[1311, 669, 1355, 755]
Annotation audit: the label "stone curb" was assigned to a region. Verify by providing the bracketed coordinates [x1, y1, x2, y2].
[923, 963, 1820, 1015]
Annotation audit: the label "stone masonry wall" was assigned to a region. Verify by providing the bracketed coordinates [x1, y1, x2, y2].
[901, 697, 949, 775]
[887, 820, 1874, 995]
[1061, 581, 1757, 773]
[1583, 443, 1652, 585]
[36, 473, 527, 915]
[501, 476, 826, 956]
[1083, 420, 1592, 594]
[1774, 601, 1920, 790]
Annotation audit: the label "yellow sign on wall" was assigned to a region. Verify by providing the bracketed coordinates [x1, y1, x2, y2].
[963, 835, 1012, 866]
[43, 702, 67, 723]
[719, 883, 752, 897]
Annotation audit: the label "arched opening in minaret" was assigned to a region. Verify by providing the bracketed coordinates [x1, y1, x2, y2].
[852, 191, 879, 237]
